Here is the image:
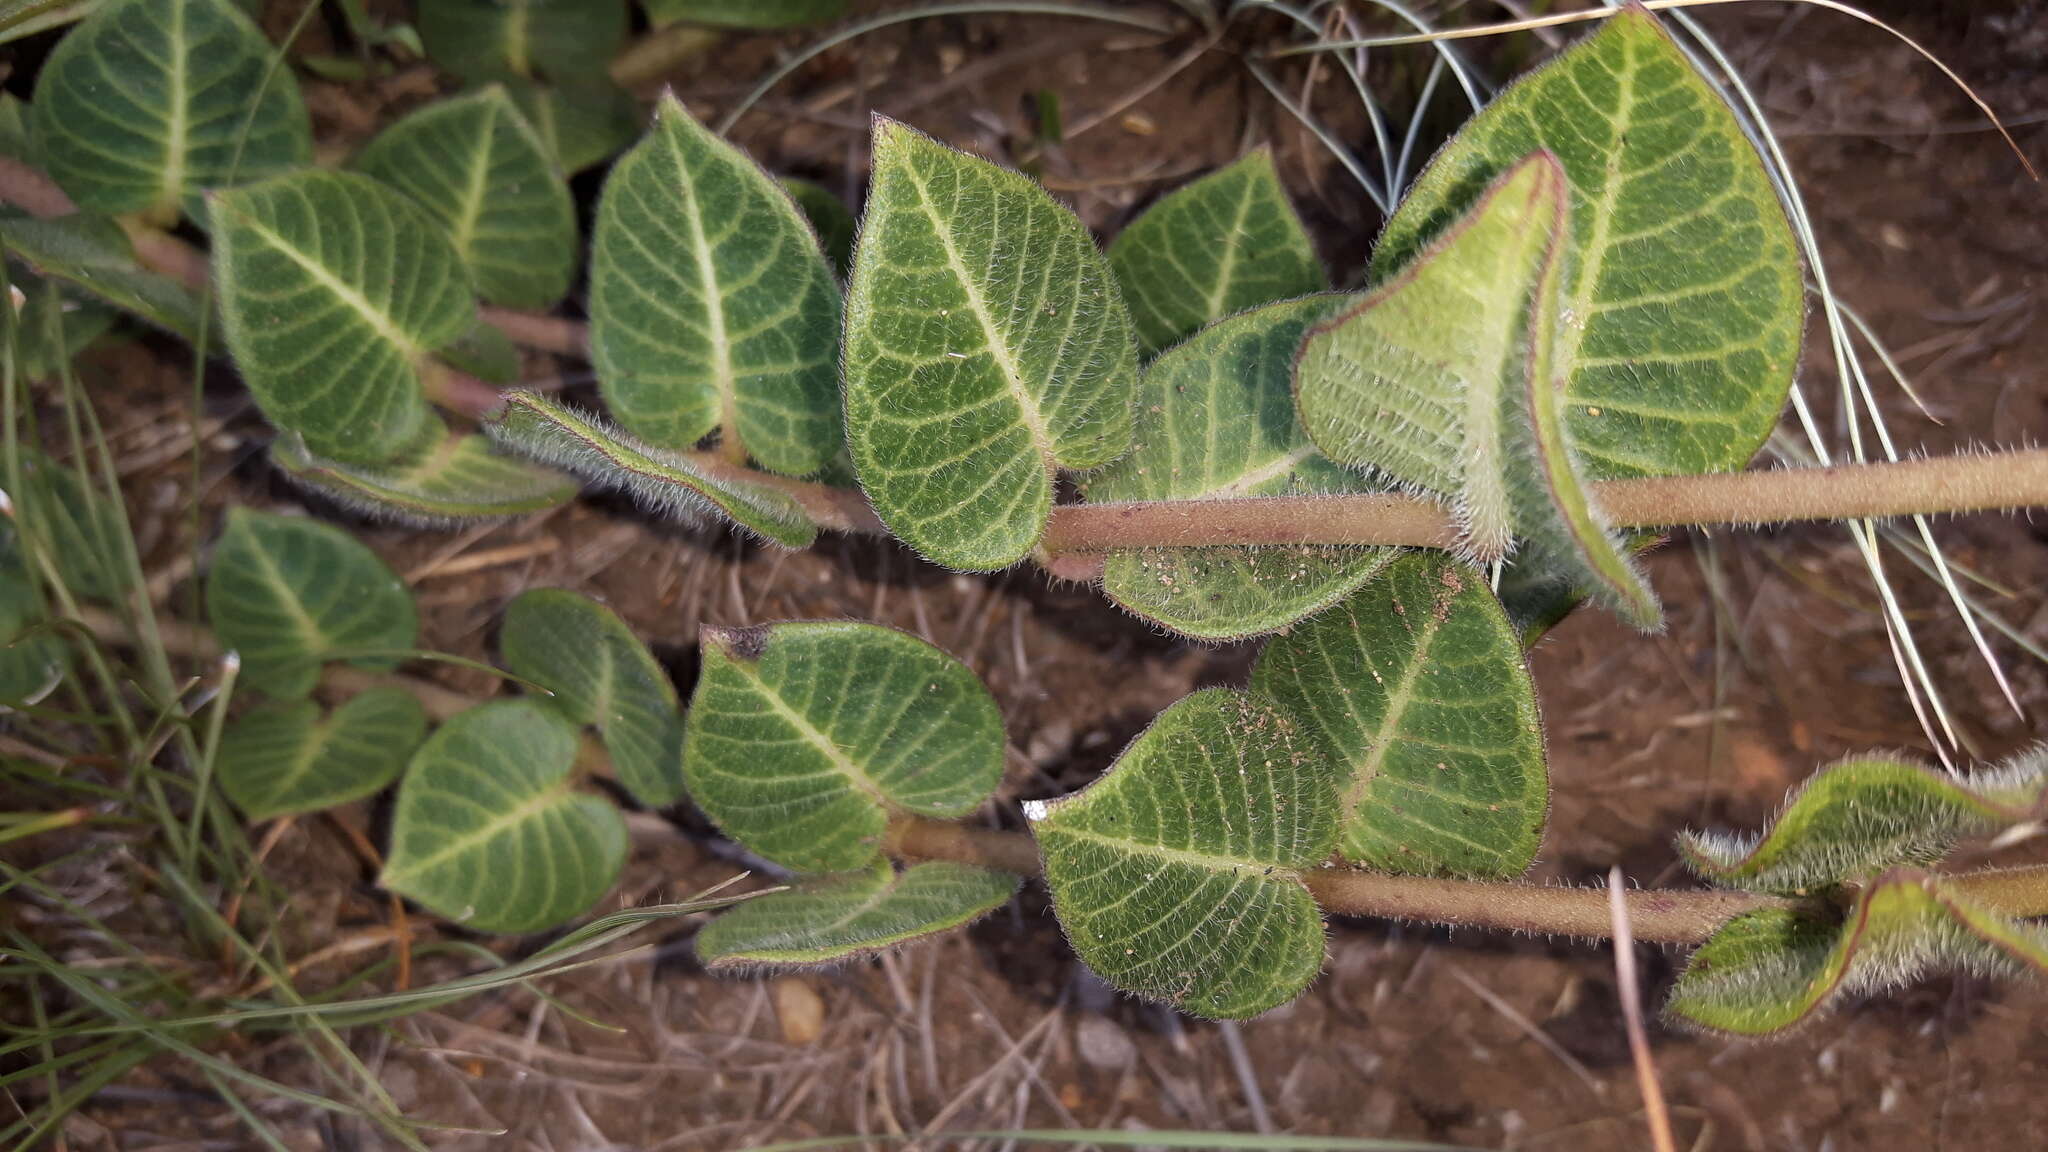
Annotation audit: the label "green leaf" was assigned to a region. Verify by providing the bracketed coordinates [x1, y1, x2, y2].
[499, 588, 684, 809]
[0, 93, 33, 163]
[416, 0, 626, 83]
[1296, 154, 1660, 629]
[0, 531, 66, 706]
[1108, 149, 1325, 357]
[382, 698, 627, 934]
[1, 215, 205, 340]
[354, 87, 576, 310]
[433, 315, 521, 385]
[205, 509, 418, 700]
[695, 859, 1018, 969]
[14, 450, 134, 602]
[217, 687, 429, 820]
[683, 621, 1005, 873]
[503, 78, 639, 175]
[1251, 552, 1547, 877]
[646, 0, 846, 29]
[589, 96, 842, 477]
[210, 170, 476, 467]
[1031, 688, 1341, 1019]
[1082, 296, 1389, 640]
[29, 0, 311, 218]
[15, 283, 118, 381]
[1373, 7, 1801, 482]
[1667, 871, 2048, 1036]
[482, 391, 818, 548]
[782, 176, 855, 278]
[1679, 752, 2048, 894]
[271, 426, 578, 526]
[845, 118, 1137, 571]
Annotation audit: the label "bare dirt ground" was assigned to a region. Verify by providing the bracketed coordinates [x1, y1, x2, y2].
[13, 0, 2048, 1148]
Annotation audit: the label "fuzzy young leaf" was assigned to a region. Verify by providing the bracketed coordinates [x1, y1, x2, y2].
[210, 170, 475, 466]
[782, 177, 855, 278]
[271, 427, 578, 526]
[695, 859, 1018, 969]
[500, 588, 684, 809]
[2, 215, 205, 340]
[30, 0, 311, 218]
[1108, 149, 1325, 356]
[1296, 154, 1660, 629]
[1031, 688, 1341, 1019]
[1679, 752, 2048, 894]
[217, 687, 428, 820]
[646, 0, 847, 28]
[383, 698, 627, 934]
[1083, 296, 1389, 640]
[1374, 7, 1802, 482]
[683, 621, 1005, 873]
[589, 96, 842, 476]
[845, 119, 1136, 571]
[503, 78, 639, 175]
[1667, 871, 2048, 1036]
[205, 509, 418, 700]
[1251, 552, 1547, 877]
[354, 86, 575, 310]
[482, 391, 818, 548]
[416, 0, 625, 83]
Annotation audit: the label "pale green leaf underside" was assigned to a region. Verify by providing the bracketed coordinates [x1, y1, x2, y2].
[204, 509, 418, 700]
[782, 176, 855, 278]
[272, 426, 578, 526]
[1679, 752, 2048, 894]
[1667, 873, 2048, 1036]
[383, 698, 626, 934]
[2, 215, 205, 340]
[30, 0, 311, 217]
[846, 119, 1137, 571]
[696, 859, 1018, 969]
[683, 621, 1005, 873]
[1252, 552, 1547, 877]
[1297, 155, 1660, 629]
[1108, 149, 1324, 357]
[217, 686, 428, 820]
[590, 96, 842, 477]
[210, 170, 475, 467]
[1033, 688, 1340, 1019]
[416, 0, 625, 84]
[1373, 7, 1801, 482]
[646, 0, 846, 29]
[500, 588, 684, 809]
[355, 86, 575, 310]
[482, 391, 818, 548]
[1086, 296, 1387, 640]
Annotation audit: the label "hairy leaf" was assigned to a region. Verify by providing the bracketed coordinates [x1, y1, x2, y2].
[1668, 871, 2048, 1036]
[217, 687, 428, 820]
[646, 0, 846, 28]
[1031, 688, 1341, 1019]
[1374, 7, 1802, 482]
[210, 170, 475, 466]
[683, 621, 1005, 873]
[1108, 149, 1324, 356]
[271, 427, 578, 526]
[503, 77, 638, 175]
[500, 588, 684, 809]
[30, 0, 311, 218]
[382, 698, 627, 934]
[205, 509, 417, 700]
[2, 215, 204, 340]
[589, 96, 842, 476]
[1251, 552, 1547, 876]
[696, 859, 1018, 969]
[845, 118, 1136, 570]
[1083, 296, 1389, 640]
[482, 391, 818, 548]
[1679, 752, 2048, 894]
[354, 86, 575, 310]
[782, 177, 855, 278]
[416, 0, 625, 84]
[1296, 155, 1660, 628]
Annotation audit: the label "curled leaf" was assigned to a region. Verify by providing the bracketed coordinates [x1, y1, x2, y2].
[272, 427, 578, 526]
[695, 860, 1018, 969]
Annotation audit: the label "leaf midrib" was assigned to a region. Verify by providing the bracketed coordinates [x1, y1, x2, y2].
[237, 523, 329, 658]
[1555, 30, 1638, 376]
[1203, 174, 1255, 324]
[227, 209, 424, 360]
[159, 0, 188, 213]
[1341, 605, 1447, 823]
[384, 777, 572, 883]
[1208, 442, 1320, 498]
[719, 654, 890, 807]
[450, 100, 498, 260]
[1047, 821, 1297, 877]
[663, 124, 740, 452]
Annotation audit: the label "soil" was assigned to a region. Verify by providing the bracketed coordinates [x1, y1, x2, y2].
[9, 1, 2048, 1149]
